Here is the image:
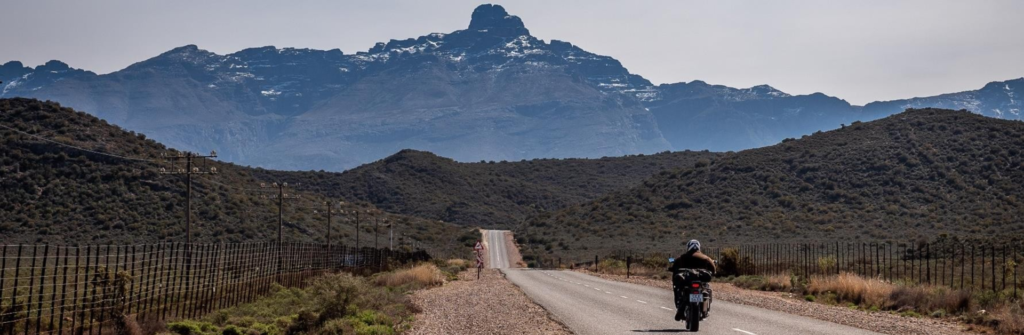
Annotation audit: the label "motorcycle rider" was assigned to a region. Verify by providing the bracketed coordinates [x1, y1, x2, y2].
[670, 239, 716, 321]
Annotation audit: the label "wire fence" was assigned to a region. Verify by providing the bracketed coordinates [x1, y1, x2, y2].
[558, 240, 1022, 297]
[0, 243, 429, 335]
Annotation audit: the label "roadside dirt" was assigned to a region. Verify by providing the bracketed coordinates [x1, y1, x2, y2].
[577, 270, 973, 335]
[504, 231, 525, 268]
[408, 269, 572, 335]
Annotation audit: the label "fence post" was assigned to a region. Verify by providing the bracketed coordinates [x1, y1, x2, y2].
[62, 246, 76, 335]
[77, 245, 92, 335]
[24, 245, 38, 335]
[98, 244, 114, 335]
[249, 243, 260, 305]
[888, 242, 893, 281]
[942, 243, 950, 288]
[992, 245, 997, 293]
[202, 243, 216, 315]
[152, 243, 166, 316]
[961, 243, 965, 291]
[0, 247, 5, 330]
[971, 244, 976, 293]
[1002, 244, 1007, 292]
[626, 256, 631, 278]
[190, 244, 206, 318]
[49, 247, 63, 333]
[144, 244, 157, 316]
[162, 243, 178, 320]
[64, 246, 80, 335]
[925, 243, 931, 285]
[202, 244, 215, 314]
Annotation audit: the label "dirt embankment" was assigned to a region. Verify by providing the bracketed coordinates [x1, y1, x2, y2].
[504, 231, 525, 268]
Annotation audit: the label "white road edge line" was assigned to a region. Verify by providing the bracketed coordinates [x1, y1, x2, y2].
[636, 300, 647, 304]
[732, 329, 758, 335]
[660, 306, 673, 311]
[620, 296, 628, 299]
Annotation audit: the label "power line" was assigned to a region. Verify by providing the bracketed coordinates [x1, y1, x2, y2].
[200, 178, 264, 192]
[0, 123, 157, 163]
[159, 151, 219, 245]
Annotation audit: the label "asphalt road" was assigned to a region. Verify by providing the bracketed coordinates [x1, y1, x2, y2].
[489, 234, 882, 334]
[485, 230, 510, 269]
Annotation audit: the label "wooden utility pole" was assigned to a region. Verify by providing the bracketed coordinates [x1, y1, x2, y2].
[375, 217, 388, 249]
[261, 181, 299, 283]
[260, 182, 300, 246]
[326, 202, 333, 252]
[160, 150, 218, 245]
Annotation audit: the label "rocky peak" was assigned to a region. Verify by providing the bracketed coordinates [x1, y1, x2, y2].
[36, 60, 71, 72]
[151, 44, 218, 64]
[2, 61, 26, 69]
[468, 4, 530, 36]
[747, 84, 790, 98]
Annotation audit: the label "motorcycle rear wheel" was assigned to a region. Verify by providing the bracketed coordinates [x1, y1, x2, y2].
[687, 303, 700, 331]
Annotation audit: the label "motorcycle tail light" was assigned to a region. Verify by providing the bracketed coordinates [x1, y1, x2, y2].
[692, 290, 700, 294]
[691, 283, 700, 288]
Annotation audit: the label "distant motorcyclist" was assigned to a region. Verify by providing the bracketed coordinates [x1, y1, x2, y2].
[669, 239, 716, 321]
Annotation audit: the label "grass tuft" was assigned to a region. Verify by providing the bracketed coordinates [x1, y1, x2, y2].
[372, 264, 446, 289]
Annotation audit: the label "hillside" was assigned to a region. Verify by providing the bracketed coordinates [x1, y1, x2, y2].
[0, 98, 469, 251]
[253, 149, 719, 228]
[518, 108, 1024, 258]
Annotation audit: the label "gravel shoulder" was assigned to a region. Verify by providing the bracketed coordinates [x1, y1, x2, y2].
[408, 269, 572, 335]
[503, 231, 524, 268]
[576, 270, 973, 335]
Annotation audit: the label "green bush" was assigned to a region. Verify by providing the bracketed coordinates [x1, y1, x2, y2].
[718, 248, 740, 276]
[168, 320, 214, 335]
[221, 325, 243, 335]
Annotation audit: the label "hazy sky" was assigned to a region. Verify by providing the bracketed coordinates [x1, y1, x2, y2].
[3, 0, 1023, 105]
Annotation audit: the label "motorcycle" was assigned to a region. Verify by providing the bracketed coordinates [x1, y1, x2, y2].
[668, 257, 713, 332]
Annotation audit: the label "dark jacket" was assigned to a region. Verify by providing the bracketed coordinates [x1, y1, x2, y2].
[670, 250, 717, 274]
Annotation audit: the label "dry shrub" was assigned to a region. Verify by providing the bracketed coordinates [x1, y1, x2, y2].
[730, 273, 793, 292]
[887, 285, 971, 314]
[807, 272, 893, 307]
[373, 264, 445, 288]
[888, 285, 929, 310]
[136, 314, 166, 335]
[117, 314, 142, 335]
[992, 303, 1024, 334]
[446, 259, 469, 268]
[764, 273, 793, 292]
[595, 259, 627, 275]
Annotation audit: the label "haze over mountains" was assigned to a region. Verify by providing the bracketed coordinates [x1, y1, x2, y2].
[2, 4, 1022, 171]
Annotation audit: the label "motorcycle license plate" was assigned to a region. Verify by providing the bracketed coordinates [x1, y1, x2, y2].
[689, 293, 703, 303]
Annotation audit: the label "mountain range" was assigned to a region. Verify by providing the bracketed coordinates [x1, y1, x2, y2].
[2, 4, 1022, 171]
